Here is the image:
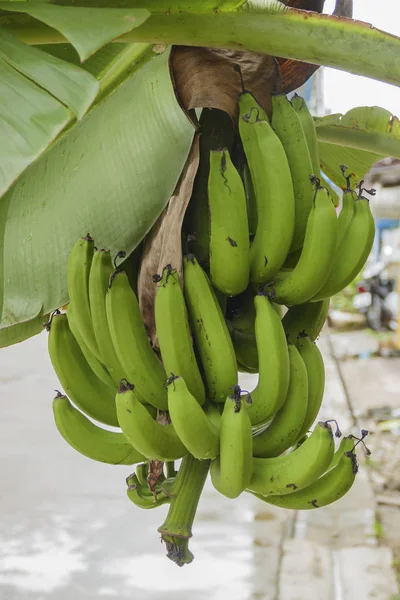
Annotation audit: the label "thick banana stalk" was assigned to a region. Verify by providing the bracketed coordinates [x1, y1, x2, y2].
[247, 291, 290, 425]
[155, 265, 205, 405]
[247, 421, 335, 496]
[167, 376, 219, 460]
[252, 344, 308, 457]
[254, 450, 358, 510]
[210, 390, 253, 499]
[312, 193, 375, 301]
[273, 181, 338, 306]
[183, 255, 238, 402]
[47, 312, 118, 426]
[52, 392, 144, 465]
[291, 94, 320, 177]
[208, 148, 250, 296]
[238, 92, 295, 284]
[282, 299, 330, 345]
[89, 249, 125, 386]
[271, 94, 314, 252]
[106, 270, 168, 410]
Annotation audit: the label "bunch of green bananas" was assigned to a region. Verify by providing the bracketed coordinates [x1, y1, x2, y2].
[45, 90, 375, 566]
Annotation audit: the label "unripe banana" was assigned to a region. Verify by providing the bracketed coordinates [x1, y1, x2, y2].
[183, 255, 238, 402]
[337, 167, 357, 247]
[167, 375, 219, 460]
[154, 265, 205, 405]
[327, 435, 355, 471]
[312, 192, 375, 301]
[254, 450, 358, 509]
[247, 291, 290, 425]
[282, 299, 330, 345]
[238, 92, 295, 284]
[106, 270, 167, 410]
[271, 95, 314, 252]
[115, 381, 187, 462]
[67, 304, 114, 389]
[247, 420, 335, 496]
[47, 312, 118, 426]
[88, 249, 125, 386]
[210, 389, 253, 499]
[208, 148, 250, 295]
[126, 473, 170, 509]
[273, 181, 338, 306]
[67, 235, 101, 361]
[231, 328, 258, 372]
[252, 344, 308, 457]
[294, 332, 325, 443]
[291, 94, 320, 177]
[52, 392, 144, 465]
[135, 463, 150, 488]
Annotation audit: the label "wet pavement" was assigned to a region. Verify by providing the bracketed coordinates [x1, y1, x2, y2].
[0, 329, 399, 599]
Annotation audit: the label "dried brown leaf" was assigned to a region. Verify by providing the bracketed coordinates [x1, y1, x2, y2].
[170, 46, 280, 124]
[137, 134, 200, 346]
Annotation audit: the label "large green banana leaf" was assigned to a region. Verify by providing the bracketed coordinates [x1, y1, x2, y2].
[316, 107, 400, 189]
[0, 46, 194, 335]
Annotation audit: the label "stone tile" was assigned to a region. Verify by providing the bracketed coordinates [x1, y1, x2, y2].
[337, 546, 399, 599]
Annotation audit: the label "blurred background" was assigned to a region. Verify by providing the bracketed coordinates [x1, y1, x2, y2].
[1, 1, 400, 598]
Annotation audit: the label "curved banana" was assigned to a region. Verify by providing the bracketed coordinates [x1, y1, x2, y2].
[238, 92, 295, 284]
[67, 304, 114, 389]
[231, 328, 258, 372]
[67, 235, 101, 361]
[204, 401, 222, 431]
[115, 381, 187, 462]
[291, 94, 320, 177]
[208, 148, 250, 295]
[271, 94, 314, 252]
[126, 473, 169, 509]
[183, 255, 238, 402]
[252, 344, 308, 458]
[47, 312, 118, 426]
[106, 270, 167, 410]
[154, 265, 205, 405]
[282, 299, 330, 345]
[88, 249, 125, 386]
[327, 435, 355, 471]
[52, 392, 144, 465]
[210, 389, 253, 498]
[273, 181, 338, 306]
[254, 450, 358, 509]
[247, 420, 335, 496]
[135, 463, 149, 488]
[337, 167, 357, 247]
[294, 333, 325, 443]
[167, 375, 219, 460]
[243, 160, 258, 236]
[312, 192, 375, 301]
[247, 291, 290, 425]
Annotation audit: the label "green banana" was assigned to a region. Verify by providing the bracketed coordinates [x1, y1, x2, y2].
[126, 473, 170, 509]
[204, 401, 222, 431]
[210, 389, 253, 499]
[294, 333, 325, 443]
[231, 328, 258, 372]
[273, 181, 338, 306]
[247, 291, 290, 425]
[327, 435, 355, 471]
[167, 375, 219, 460]
[115, 381, 187, 462]
[254, 450, 358, 510]
[47, 312, 118, 426]
[282, 299, 330, 345]
[135, 463, 149, 488]
[208, 148, 250, 296]
[154, 265, 205, 405]
[291, 94, 320, 178]
[67, 235, 101, 361]
[243, 160, 258, 236]
[183, 255, 238, 402]
[67, 304, 114, 389]
[88, 249, 126, 386]
[337, 166, 357, 247]
[52, 392, 144, 465]
[312, 191, 375, 301]
[271, 94, 314, 252]
[238, 92, 295, 284]
[106, 269, 167, 410]
[252, 344, 308, 458]
[247, 420, 335, 496]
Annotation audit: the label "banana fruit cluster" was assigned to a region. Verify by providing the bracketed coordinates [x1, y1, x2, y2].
[45, 90, 374, 566]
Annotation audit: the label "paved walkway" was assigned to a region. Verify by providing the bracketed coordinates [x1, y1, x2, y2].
[0, 330, 398, 599]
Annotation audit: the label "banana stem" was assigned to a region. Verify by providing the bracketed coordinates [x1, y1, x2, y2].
[158, 454, 210, 566]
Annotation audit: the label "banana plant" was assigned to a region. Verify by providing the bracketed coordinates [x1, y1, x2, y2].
[1, 0, 400, 346]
